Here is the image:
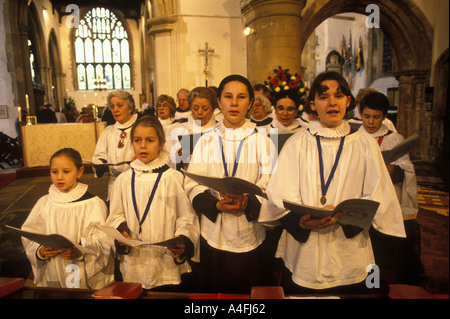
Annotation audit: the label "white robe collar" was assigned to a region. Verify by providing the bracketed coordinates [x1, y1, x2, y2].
[114, 113, 138, 130]
[187, 114, 216, 132]
[214, 119, 256, 141]
[48, 183, 89, 203]
[130, 150, 170, 172]
[359, 124, 390, 138]
[308, 119, 351, 138]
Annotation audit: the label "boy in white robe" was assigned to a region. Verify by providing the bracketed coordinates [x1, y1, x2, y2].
[259, 72, 406, 293]
[22, 148, 114, 289]
[359, 91, 422, 284]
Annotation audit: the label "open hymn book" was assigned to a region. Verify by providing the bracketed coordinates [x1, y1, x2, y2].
[5, 225, 78, 250]
[181, 169, 267, 198]
[95, 224, 183, 248]
[381, 133, 419, 164]
[282, 199, 380, 230]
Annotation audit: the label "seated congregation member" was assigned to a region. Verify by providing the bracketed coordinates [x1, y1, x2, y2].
[348, 88, 397, 132]
[174, 88, 191, 120]
[156, 94, 177, 127]
[270, 92, 304, 134]
[92, 90, 138, 203]
[22, 148, 114, 289]
[249, 94, 273, 130]
[184, 74, 278, 293]
[164, 87, 217, 169]
[259, 71, 406, 294]
[107, 115, 199, 291]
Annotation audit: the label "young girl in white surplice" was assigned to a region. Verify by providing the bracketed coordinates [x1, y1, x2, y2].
[107, 115, 199, 290]
[21, 148, 114, 289]
[259, 71, 406, 294]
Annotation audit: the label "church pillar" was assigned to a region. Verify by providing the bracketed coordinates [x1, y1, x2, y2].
[17, 24, 38, 115]
[395, 71, 429, 161]
[146, 16, 178, 98]
[241, 0, 307, 84]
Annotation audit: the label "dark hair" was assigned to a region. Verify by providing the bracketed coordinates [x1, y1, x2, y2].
[50, 148, 83, 169]
[130, 115, 166, 144]
[188, 87, 219, 110]
[272, 91, 303, 108]
[217, 74, 254, 103]
[309, 71, 356, 113]
[359, 92, 390, 117]
[253, 83, 269, 95]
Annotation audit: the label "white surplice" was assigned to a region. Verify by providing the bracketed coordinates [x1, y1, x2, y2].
[92, 113, 138, 201]
[259, 119, 406, 289]
[164, 114, 216, 168]
[21, 183, 114, 289]
[359, 124, 419, 219]
[107, 151, 200, 289]
[270, 117, 304, 134]
[184, 120, 278, 253]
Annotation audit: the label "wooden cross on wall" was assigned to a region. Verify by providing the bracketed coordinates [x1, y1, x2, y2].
[198, 42, 215, 87]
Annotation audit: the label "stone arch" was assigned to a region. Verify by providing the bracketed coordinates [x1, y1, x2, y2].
[297, 0, 433, 160]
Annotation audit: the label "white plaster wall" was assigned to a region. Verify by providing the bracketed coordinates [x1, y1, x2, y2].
[176, 0, 247, 90]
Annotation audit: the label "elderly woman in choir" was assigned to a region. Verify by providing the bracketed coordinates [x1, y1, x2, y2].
[249, 94, 273, 130]
[165, 86, 217, 169]
[92, 90, 138, 203]
[156, 94, 177, 127]
[270, 93, 304, 134]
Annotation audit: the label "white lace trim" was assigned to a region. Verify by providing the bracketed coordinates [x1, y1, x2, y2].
[308, 119, 351, 138]
[361, 124, 390, 138]
[130, 150, 170, 172]
[48, 183, 89, 203]
[114, 113, 138, 130]
[214, 119, 257, 141]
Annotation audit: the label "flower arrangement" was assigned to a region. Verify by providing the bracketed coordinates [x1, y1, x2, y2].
[264, 66, 309, 111]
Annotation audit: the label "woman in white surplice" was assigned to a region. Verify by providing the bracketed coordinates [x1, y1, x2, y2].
[92, 90, 138, 202]
[259, 72, 406, 293]
[22, 148, 114, 289]
[164, 86, 217, 169]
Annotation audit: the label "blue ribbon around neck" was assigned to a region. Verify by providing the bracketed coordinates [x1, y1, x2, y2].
[131, 168, 163, 234]
[315, 135, 346, 203]
[218, 135, 245, 177]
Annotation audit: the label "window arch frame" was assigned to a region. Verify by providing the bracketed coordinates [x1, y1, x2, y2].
[71, 6, 134, 91]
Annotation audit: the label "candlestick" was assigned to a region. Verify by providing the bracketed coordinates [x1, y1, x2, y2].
[18, 106, 22, 122]
[25, 94, 30, 115]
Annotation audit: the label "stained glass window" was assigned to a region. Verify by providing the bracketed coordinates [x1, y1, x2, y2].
[74, 7, 131, 90]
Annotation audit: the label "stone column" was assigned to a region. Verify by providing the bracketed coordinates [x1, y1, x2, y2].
[395, 71, 429, 161]
[241, 0, 307, 85]
[146, 16, 178, 98]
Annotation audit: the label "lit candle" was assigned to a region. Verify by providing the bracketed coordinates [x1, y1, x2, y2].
[18, 106, 21, 122]
[25, 94, 29, 115]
